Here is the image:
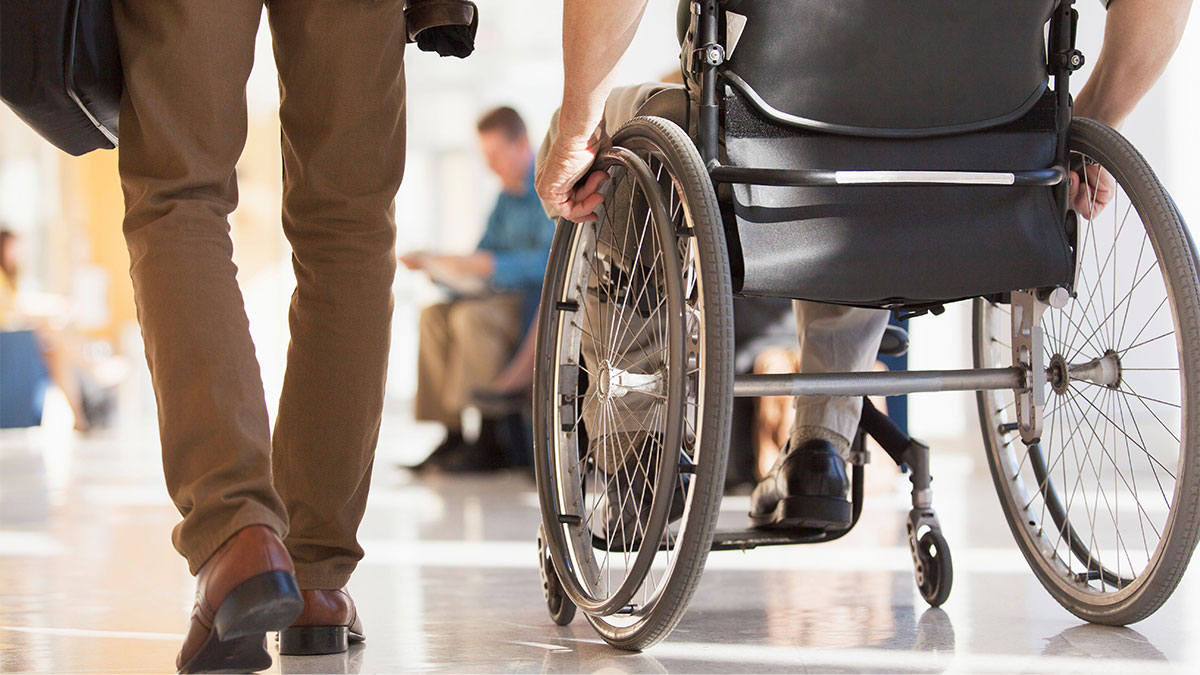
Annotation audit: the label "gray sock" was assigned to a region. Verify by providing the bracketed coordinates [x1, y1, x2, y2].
[789, 425, 851, 460]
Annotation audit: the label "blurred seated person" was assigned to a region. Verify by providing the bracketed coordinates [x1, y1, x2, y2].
[401, 107, 554, 472]
[0, 228, 112, 430]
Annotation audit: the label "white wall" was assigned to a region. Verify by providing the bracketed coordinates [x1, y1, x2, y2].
[5, 3, 1197, 447]
[384, 1, 683, 402]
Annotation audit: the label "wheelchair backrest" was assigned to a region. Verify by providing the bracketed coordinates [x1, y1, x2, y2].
[711, 0, 1059, 137]
[680, 1, 1078, 307]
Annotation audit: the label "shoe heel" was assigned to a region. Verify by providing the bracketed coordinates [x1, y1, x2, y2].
[213, 570, 304, 641]
[279, 626, 349, 655]
[777, 496, 852, 530]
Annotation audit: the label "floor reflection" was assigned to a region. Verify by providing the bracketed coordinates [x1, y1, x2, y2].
[1, 421, 1198, 673]
[277, 643, 365, 674]
[1042, 624, 1167, 661]
[911, 608, 955, 654]
[539, 640, 669, 675]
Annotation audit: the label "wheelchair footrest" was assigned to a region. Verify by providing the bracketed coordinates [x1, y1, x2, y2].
[709, 527, 843, 552]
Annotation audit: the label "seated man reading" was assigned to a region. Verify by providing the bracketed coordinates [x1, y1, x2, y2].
[404, 107, 554, 472]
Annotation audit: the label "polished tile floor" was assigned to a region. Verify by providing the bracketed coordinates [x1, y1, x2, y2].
[3, 419, 1200, 674]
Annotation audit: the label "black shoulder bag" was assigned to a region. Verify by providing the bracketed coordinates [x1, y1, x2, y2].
[0, 0, 122, 156]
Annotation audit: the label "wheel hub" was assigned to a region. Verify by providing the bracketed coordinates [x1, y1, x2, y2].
[1047, 354, 1070, 395]
[597, 360, 663, 401]
[1047, 349, 1122, 394]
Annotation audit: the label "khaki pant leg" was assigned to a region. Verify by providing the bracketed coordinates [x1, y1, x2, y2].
[414, 302, 458, 428]
[113, 0, 288, 575]
[791, 301, 890, 455]
[443, 294, 525, 417]
[266, 0, 406, 590]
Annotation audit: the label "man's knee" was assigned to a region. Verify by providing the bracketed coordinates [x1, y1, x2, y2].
[448, 298, 520, 344]
[447, 300, 491, 335]
[419, 302, 452, 335]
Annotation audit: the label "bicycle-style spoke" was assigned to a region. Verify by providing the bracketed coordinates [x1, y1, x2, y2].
[542, 136, 718, 626]
[966, 120, 1199, 623]
[976, 147, 1184, 597]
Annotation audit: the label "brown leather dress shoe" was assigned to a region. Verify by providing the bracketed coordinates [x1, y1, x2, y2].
[176, 525, 304, 674]
[279, 589, 365, 655]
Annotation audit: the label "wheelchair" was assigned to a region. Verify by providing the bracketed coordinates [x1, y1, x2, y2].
[533, 0, 1200, 650]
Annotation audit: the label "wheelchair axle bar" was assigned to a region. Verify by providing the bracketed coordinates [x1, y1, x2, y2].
[732, 367, 1024, 398]
[708, 164, 1066, 188]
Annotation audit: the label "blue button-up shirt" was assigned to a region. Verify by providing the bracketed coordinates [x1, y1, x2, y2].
[477, 164, 555, 292]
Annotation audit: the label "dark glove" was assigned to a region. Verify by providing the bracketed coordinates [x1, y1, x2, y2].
[404, 0, 478, 58]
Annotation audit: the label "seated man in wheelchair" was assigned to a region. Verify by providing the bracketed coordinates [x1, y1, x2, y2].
[536, 0, 1192, 533]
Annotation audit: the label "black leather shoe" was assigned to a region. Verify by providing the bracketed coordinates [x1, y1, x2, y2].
[749, 439, 851, 531]
[406, 431, 467, 472]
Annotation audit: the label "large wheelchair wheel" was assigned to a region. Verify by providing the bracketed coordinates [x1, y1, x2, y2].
[533, 116, 734, 650]
[975, 118, 1200, 624]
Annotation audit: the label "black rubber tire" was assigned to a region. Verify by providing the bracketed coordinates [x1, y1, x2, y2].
[974, 117, 1200, 625]
[533, 115, 734, 651]
[916, 529, 953, 608]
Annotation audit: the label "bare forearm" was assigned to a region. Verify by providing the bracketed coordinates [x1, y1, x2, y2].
[421, 252, 494, 281]
[537, 0, 647, 220]
[559, 0, 649, 140]
[1075, 0, 1192, 128]
[448, 251, 495, 280]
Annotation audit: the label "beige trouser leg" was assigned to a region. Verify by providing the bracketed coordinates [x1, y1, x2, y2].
[414, 294, 525, 430]
[415, 302, 457, 428]
[267, 0, 406, 590]
[114, 0, 405, 587]
[790, 302, 890, 458]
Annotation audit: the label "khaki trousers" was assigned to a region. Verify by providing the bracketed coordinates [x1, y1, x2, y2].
[114, 0, 406, 588]
[791, 302, 889, 451]
[414, 294, 525, 429]
[538, 84, 890, 456]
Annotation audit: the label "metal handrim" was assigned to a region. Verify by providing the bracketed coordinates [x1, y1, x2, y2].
[543, 146, 687, 617]
[589, 140, 709, 628]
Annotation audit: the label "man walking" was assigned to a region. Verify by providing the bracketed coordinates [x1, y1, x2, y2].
[115, 0, 415, 670]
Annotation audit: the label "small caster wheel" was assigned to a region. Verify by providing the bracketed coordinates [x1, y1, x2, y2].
[538, 525, 576, 625]
[915, 529, 953, 607]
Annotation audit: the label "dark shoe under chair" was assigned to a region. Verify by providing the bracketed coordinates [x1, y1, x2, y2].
[279, 588, 365, 655]
[406, 430, 470, 472]
[176, 525, 304, 674]
[749, 439, 852, 531]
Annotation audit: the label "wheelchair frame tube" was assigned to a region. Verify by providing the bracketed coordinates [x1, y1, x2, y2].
[708, 165, 1066, 188]
[733, 367, 1025, 398]
[1050, 0, 1078, 223]
[698, 0, 721, 165]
